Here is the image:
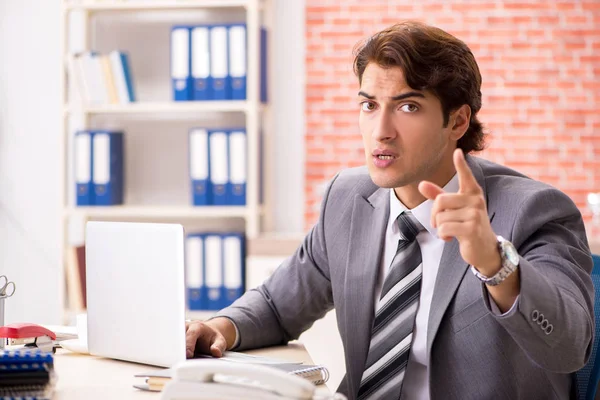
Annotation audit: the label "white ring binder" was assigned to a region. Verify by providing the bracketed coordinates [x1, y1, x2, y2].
[292, 364, 330, 385]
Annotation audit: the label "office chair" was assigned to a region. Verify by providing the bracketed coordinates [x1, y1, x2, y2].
[576, 254, 600, 400]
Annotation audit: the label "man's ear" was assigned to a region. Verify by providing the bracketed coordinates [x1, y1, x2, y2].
[449, 104, 471, 141]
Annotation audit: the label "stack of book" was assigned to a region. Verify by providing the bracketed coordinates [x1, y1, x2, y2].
[69, 50, 136, 105]
[0, 348, 56, 399]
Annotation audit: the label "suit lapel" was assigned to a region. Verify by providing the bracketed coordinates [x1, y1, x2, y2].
[426, 155, 494, 357]
[344, 188, 389, 397]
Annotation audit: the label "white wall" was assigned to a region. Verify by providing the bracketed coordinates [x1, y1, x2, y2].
[0, 0, 63, 325]
[272, 0, 305, 234]
[0, 0, 305, 325]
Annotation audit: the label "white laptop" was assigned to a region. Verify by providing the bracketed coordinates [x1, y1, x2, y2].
[85, 221, 187, 367]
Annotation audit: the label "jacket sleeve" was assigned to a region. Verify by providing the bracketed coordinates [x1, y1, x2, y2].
[482, 187, 594, 373]
[211, 174, 339, 350]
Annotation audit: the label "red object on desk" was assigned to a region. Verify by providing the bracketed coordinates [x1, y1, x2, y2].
[0, 323, 57, 340]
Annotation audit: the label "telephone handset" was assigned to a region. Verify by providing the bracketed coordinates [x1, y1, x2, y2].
[160, 359, 346, 400]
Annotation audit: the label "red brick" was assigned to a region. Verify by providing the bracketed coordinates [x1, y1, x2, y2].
[505, 2, 553, 10]
[566, 16, 590, 25]
[555, 2, 577, 10]
[581, 56, 600, 64]
[450, 3, 500, 12]
[565, 41, 587, 50]
[582, 1, 600, 10]
[538, 16, 560, 25]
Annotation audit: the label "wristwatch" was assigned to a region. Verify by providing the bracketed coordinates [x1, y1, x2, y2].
[470, 235, 520, 286]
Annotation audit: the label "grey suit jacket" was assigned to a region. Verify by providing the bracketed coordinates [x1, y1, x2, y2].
[215, 155, 594, 400]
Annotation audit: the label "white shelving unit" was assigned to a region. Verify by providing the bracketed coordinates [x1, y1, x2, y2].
[59, 0, 274, 319]
[63, 0, 256, 11]
[64, 205, 261, 219]
[64, 100, 253, 115]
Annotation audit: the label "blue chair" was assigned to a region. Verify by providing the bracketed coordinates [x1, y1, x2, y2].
[576, 254, 600, 400]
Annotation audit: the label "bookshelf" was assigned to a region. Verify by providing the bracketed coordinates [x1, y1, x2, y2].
[64, 205, 260, 219]
[59, 0, 274, 321]
[63, 0, 254, 11]
[64, 100, 254, 115]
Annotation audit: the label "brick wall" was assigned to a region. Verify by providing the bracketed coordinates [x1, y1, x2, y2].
[305, 1, 600, 239]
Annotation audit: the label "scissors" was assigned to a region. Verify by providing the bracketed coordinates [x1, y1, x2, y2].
[0, 275, 15, 298]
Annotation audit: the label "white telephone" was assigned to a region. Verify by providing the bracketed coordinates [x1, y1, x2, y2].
[160, 359, 347, 400]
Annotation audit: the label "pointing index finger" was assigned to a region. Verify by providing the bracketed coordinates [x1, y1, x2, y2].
[454, 148, 481, 194]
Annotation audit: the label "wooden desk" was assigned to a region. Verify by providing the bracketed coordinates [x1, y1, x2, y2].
[52, 343, 317, 399]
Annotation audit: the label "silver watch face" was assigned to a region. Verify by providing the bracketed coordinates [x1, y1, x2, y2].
[500, 237, 519, 266]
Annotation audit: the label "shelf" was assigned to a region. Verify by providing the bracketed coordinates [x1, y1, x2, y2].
[65, 205, 254, 219]
[65, 101, 252, 115]
[63, 0, 253, 11]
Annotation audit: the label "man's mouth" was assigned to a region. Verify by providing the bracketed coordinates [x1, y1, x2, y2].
[376, 155, 396, 160]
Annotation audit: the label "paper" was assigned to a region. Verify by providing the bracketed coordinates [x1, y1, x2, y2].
[217, 351, 303, 365]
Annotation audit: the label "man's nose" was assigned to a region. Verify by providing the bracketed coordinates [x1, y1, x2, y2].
[372, 110, 396, 142]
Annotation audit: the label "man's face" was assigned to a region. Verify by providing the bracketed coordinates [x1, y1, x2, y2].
[358, 63, 456, 190]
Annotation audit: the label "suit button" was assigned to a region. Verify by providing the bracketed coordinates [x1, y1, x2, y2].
[537, 313, 545, 325]
[541, 319, 549, 329]
[545, 324, 554, 335]
[532, 310, 539, 321]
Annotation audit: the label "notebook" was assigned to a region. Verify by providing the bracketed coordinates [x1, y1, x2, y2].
[134, 351, 330, 392]
[0, 348, 56, 399]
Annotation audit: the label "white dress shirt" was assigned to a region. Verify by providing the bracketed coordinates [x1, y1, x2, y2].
[377, 174, 516, 399]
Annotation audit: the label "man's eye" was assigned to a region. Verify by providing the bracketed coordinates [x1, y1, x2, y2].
[400, 104, 418, 113]
[361, 101, 376, 112]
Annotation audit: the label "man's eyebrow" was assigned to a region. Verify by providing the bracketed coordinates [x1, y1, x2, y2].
[358, 91, 426, 101]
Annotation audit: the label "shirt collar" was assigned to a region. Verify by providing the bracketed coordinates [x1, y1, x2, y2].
[389, 174, 460, 237]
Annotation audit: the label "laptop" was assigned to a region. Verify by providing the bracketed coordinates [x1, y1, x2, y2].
[85, 221, 187, 367]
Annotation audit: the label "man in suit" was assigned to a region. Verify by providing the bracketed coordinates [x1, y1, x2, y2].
[185, 21, 594, 399]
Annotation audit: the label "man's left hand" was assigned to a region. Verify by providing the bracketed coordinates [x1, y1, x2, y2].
[418, 149, 501, 276]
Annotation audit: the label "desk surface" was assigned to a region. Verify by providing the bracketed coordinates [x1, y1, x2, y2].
[53, 343, 316, 399]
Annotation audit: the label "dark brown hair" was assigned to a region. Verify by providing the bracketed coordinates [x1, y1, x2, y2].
[353, 21, 487, 153]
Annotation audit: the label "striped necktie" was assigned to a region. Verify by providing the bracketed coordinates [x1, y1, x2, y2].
[358, 211, 424, 400]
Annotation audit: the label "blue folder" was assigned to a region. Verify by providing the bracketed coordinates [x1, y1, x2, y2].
[208, 129, 229, 205]
[222, 232, 245, 308]
[75, 130, 93, 206]
[185, 233, 205, 310]
[227, 24, 268, 102]
[209, 25, 231, 100]
[118, 51, 136, 102]
[191, 25, 212, 101]
[171, 25, 192, 101]
[189, 128, 211, 205]
[227, 128, 246, 205]
[204, 233, 223, 310]
[228, 24, 246, 100]
[92, 130, 124, 206]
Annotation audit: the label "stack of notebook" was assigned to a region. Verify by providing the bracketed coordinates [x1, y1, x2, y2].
[0, 348, 56, 399]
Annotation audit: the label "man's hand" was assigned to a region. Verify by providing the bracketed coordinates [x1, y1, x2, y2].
[418, 148, 501, 276]
[185, 317, 237, 359]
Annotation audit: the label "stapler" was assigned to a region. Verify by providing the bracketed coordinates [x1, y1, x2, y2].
[0, 322, 57, 353]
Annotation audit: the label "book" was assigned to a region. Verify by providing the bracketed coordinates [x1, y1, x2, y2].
[133, 351, 329, 392]
[76, 245, 87, 308]
[64, 244, 86, 311]
[0, 348, 56, 399]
